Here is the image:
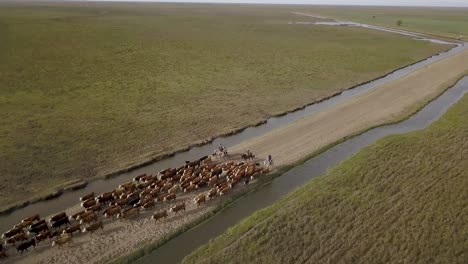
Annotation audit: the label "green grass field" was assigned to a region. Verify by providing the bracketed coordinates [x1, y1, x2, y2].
[309, 6, 468, 40]
[183, 89, 468, 264]
[0, 2, 449, 209]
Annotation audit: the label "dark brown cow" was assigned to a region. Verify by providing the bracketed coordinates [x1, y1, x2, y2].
[27, 223, 48, 235]
[63, 223, 81, 236]
[80, 192, 95, 202]
[16, 239, 35, 255]
[2, 228, 22, 239]
[50, 212, 67, 223]
[22, 214, 40, 224]
[52, 217, 70, 229]
[82, 220, 104, 236]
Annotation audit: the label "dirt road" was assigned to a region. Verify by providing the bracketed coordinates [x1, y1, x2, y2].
[231, 48, 468, 167]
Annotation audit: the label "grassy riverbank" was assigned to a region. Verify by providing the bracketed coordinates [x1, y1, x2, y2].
[183, 86, 468, 263]
[0, 2, 448, 210]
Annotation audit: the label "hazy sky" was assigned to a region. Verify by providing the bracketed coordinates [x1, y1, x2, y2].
[141, 0, 468, 7]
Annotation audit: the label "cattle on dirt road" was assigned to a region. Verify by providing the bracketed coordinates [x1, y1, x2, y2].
[52, 234, 72, 248]
[151, 209, 169, 222]
[169, 203, 186, 215]
[16, 239, 36, 255]
[81, 221, 103, 236]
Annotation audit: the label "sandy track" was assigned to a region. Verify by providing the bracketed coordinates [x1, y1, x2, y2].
[8, 49, 468, 263]
[231, 48, 468, 167]
[7, 190, 214, 264]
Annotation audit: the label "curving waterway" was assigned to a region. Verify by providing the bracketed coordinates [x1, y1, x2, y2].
[135, 76, 468, 264]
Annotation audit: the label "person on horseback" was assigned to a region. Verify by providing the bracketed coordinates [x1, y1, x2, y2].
[267, 154, 273, 167]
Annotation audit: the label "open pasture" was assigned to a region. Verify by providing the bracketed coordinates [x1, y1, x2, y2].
[0, 2, 448, 210]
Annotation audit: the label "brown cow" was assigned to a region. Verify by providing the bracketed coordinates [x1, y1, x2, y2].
[142, 200, 155, 210]
[63, 223, 81, 235]
[5, 232, 27, 246]
[184, 184, 196, 193]
[70, 210, 86, 220]
[81, 199, 97, 208]
[22, 214, 40, 224]
[194, 194, 206, 207]
[219, 185, 231, 196]
[52, 234, 72, 248]
[77, 211, 93, 221]
[168, 184, 179, 194]
[169, 203, 185, 215]
[96, 192, 114, 204]
[35, 230, 51, 245]
[103, 205, 119, 215]
[80, 192, 95, 202]
[163, 193, 176, 202]
[104, 206, 121, 218]
[50, 212, 67, 223]
[80, 213, 98, 225]
[85, 203, 102, 213]
[14, 220, 33, 230]
[207, 188, 217, 200]
[151, 209, 168, 221]
[16, 238, 35, 255]
[117, 208, 139, 219]
[133, 173, 146, 182]
[81, 221, 103, 236]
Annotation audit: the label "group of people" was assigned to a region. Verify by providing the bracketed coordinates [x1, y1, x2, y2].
[214, 144, 274, 167]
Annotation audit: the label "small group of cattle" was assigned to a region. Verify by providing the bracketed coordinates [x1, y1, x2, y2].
[0, 211, 102, 257]
[0, 154, 268, 259]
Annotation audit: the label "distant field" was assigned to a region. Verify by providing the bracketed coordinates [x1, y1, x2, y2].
[184, 87, 468, 264]
[309, 6, 468, 40]
[0, 2, 448, 209]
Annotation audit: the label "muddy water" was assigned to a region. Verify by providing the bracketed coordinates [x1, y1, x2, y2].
[135, 76, 468, 264]
[0, 41, 466, 233]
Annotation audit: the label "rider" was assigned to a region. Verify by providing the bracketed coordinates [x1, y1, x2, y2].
[267, 154, 273, 166]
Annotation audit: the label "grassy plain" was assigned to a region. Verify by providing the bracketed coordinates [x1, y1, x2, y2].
[309, 6, 468, 40]
[184, 87, 468, 264]
[0, 2, 448, 209]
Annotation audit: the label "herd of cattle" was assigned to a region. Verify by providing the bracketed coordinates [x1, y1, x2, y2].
[0, 154, 268, 259]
